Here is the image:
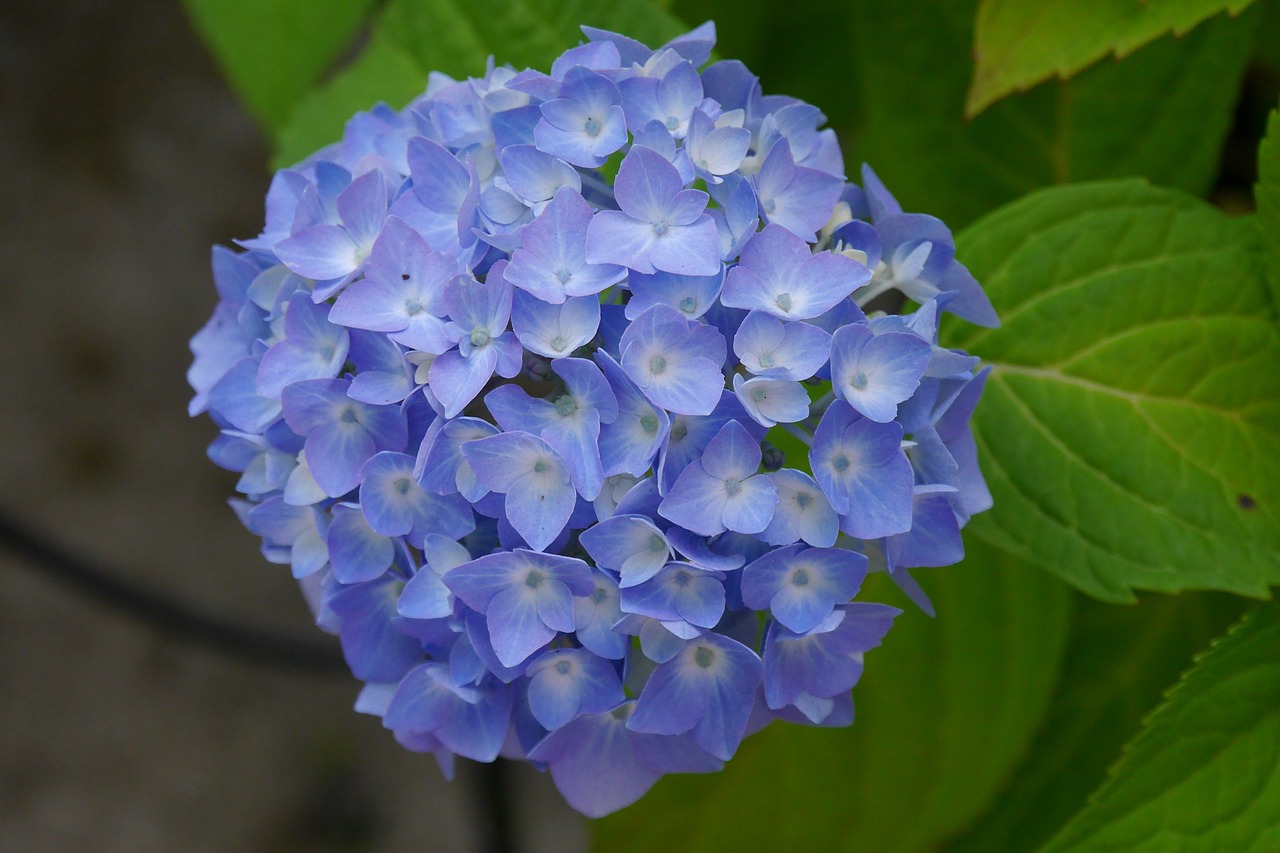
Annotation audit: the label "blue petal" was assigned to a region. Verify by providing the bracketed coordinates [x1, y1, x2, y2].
[328, 578, 422, 682]
[628, 633, 761, 760]
[486, 584, 559, 667]
[573, 570, 628, 659]
[658, 464, 728, 536]
[506, 471, 577, 552]
[327, 504, 395, 584]
[762, 468, 839, 547]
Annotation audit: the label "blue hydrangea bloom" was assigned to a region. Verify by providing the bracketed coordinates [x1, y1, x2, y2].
[190, 20, 997, 817]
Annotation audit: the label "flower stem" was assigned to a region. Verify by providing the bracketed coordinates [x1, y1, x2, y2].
[781, 422, 813, 448]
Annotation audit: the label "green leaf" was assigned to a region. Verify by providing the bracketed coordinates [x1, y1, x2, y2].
[1258, 108, 1280, 312]
[273, 35, 428, 170]
[1041, 599, 1280, 852]
[966, 0, 1257, 116]
[850, 0, 1257, 229]
[183, 0, 378, 132]
[595, 540, 1073, 852]
[379, 0, 690, 81]
[944, 591, 1246, 853]
[945, 180, 1280, 601]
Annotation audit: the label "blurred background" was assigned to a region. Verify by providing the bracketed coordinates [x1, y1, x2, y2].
[0, 0, 585, 849]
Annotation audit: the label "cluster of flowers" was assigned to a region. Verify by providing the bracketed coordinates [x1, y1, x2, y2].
[189, 21, 996, 816]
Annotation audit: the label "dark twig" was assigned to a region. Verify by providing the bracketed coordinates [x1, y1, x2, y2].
[0, 507, 346, 675]
[477, 759, 516, 853]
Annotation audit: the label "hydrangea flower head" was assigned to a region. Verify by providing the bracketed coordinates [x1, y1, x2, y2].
[189, 21, 996, 818]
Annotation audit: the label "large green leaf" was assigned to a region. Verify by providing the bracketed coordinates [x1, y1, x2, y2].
[273, 35, 429, 170]
[1041, 599, 1280, 852]
[183, 0, 379, 132]
[966, 0, 1257, 116]
[379, 0, 689, 81]
[595, 540, 1073, 852]
[945, 180, 1280, 601]
[850, 1, 1257, 229]
[945, 591, 1246, 853]
[1259, 108, 1280, 312]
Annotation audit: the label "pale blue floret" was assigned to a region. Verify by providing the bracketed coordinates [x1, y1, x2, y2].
[594, 351, 671, 479]
[685, 107, 751, 184]
[497, 144, 582, 212]
[810, 400, 914, 539]
[505, 187, 627, 303]
[613, 612, 700, 662]
[760, 468, 839, 547]
[430, 265, 523, 418]
[750, 138, 844, 243]
[384, 663, 513, 762]
[527, 699, 722, 817]
[417, 416, 499, 500]
[732, 310, 832, 381]
[256, 292, 350, 399]
[656, 392, 762, 494]
[511, 290, 600, 358]
[721, 224, 869, 320]
[579, 513, 674, 587]
[740, 544, 867, 633]
[281, 378, 408, 498]
[619, 562, 727, 631]
[276, 168, 388, 284]
[484, 357, 618, 500]
[584, 145, 721, 276]
[624, 267, 725, 321]
[628, 632, 762, 760]
[328, 217, 460, 354]
[619, 56, 704, 138]
[247, 496, 328, 579]
[829, 323, 932, 423]
[403, 137, 482, 258]
[658, 420, 777, 535]
[346, 329, 414, 405]
[326, 502, 395, 584]
[731, 373, 811, 428]
[573, 569, 629, 660]
[534, 67, 629, 169]
[359, 451, 475, 545]
[525, 648, 626, 731]
[444, 549, 594, 667]
[461, 431, 578, 551]
[762, 602, 899, 721]
[619, 304, 727, 416]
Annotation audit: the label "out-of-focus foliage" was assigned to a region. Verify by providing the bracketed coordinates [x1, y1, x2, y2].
[967, 0, 1257, 115]
[1042, 600, 1280, 853]
[598, 541, 1073, 852]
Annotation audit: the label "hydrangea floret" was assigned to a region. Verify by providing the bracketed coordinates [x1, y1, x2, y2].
[189, 20, 997, 818]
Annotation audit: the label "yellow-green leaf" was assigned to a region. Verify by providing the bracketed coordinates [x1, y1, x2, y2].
[1042, 599, 1280, 852]
[967, 0, 1257, 116]
[947, 180, 1280, 601]
[1257, 108, 1280, 312]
